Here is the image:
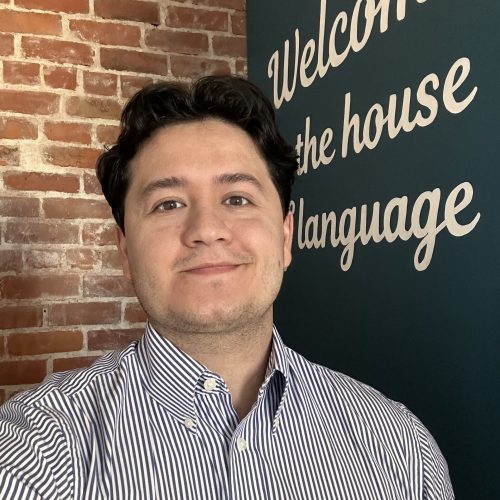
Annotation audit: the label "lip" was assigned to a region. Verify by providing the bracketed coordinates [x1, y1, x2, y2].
[181, 263, 242, 275]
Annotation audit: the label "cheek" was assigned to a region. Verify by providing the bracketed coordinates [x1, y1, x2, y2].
[126, 233, 168, 276]
[236, 218, 285, 260]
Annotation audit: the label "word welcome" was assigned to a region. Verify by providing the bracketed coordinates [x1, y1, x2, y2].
[292, 181, 481, 271]
[268, 0, 428, 108]
[296, 57, 478, 175]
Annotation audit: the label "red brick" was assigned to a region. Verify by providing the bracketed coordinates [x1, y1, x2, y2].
[0, 275, 80, 300]
[0, 250, 23, 273]
[170, 55, 230, 78]
[4, 221, 79, 244]
[48, 301, 121, 326]
[44, 66, 77, 90]
[3, 61, 40, 85]
[66, 248, 98, 270]
[166, 6, 228, 31]
[53, 355, 99, 372]
[70, 19, 140, 47]
[83, 71, 117, 96]
[83, 275, 135, 298]
[101, 249, 122, 270]
[22, 37, 93, 66]
[44, 121, 91, 144]
[43, 145, 102, 169]
[235, 58, 246, 76]
[25, 249, 63, 269]
[96, 124, 120, 144]
[83, 172, 103, 195]
[43, 198, 110, 219]
[0, 89, 59, 115]
[82, 223, 116, 245]
[95, 0, 160, 24]
[14, 0, 89, 14]
[0, 33, 14, 56]
[0, 339, 4, 357]
[66, 96, 121, 120]
[0, 360, 46, 385]
[0, 11, 61, 35]
[124, 301, 147, 323]
[88, 327, 142, 350]
[120, 75, 153, 98]
[101, 48, 167, 75]
[8, 330, 83, 356]
[0, 196, 39, 217]
[3, 172, 80, 193]
[231, 12, 246, 35]
[212, 35, 246, 57]
[0, 146, 20, 166]
[145, 29, 208, 55]
[0, 306, 43, 329]
[0, 117, 38, 140]
[186, 0, 245, 10]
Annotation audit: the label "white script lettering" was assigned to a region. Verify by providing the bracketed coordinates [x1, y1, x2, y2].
[292, 181, 481, 271]
[342, 57, 478, 159]
[295, 57, 478, 175]
[268, 0, 429, 108]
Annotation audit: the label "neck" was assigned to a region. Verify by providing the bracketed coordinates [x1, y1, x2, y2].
[154, 318, 274, 421]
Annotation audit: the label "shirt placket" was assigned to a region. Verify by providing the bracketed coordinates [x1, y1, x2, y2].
[228, 380, 278, 500]
[194, 373, 239, 498]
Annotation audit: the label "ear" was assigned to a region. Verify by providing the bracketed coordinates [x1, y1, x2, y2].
[283, 210, 293, 269]
[116, 226, 132, 281]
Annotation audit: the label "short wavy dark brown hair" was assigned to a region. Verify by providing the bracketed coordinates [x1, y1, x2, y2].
[96, 75, 298, 232]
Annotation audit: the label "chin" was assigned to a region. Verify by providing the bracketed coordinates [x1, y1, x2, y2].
[155, 302, 266, 334]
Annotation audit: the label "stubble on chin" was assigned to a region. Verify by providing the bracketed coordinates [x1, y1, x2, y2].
[148, 300, 272, 338]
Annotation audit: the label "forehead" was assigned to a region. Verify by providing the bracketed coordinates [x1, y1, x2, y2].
[129, 119, 270, 184]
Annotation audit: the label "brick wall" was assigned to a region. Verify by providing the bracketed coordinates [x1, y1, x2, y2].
[0, 0, 247, 404]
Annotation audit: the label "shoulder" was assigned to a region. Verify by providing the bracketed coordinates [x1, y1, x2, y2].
[1, 342, 138, 429]
[15, 342, 137, 409]
[286, 347, 454, 498]
[286, 347, 414, 429]
[0, 340, 137, 423]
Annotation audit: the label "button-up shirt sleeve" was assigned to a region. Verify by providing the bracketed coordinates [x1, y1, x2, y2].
[0, 398, 74, 500]
[0, 469, 45, 500]
[405, 405, 454, 499]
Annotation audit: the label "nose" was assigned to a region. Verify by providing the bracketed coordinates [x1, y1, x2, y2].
[181, 204, 232, 247]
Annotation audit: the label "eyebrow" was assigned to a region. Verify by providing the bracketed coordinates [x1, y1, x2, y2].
[214, 172, 264, 191]
[141, 176, 187, 198]
[141, 172, 264, 198]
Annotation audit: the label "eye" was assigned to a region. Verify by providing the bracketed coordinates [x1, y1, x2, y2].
[224, 196, 250, 207]
[154, 200, 184, 212]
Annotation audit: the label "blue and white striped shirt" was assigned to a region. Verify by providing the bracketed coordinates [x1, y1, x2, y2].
[0, 324, 453, 499]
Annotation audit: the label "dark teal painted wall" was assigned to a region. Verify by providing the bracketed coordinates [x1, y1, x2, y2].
[247, 1, 500, 497]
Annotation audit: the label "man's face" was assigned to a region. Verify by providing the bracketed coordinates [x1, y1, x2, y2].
[117, 119, 293, 335]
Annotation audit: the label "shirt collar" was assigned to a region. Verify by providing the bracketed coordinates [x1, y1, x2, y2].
[137, 322, 290, 428]
[265, 325, 291, 432]
[265, 325, 290, 382]
[137, 323, 206, 426]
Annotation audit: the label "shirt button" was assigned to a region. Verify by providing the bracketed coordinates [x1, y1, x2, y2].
[237, 437, 247, 452]
[184, 418, 195, 429]
[204, 378, 217, 391]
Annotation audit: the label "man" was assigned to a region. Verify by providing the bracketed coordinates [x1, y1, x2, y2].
[0, 76, 454, 499]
